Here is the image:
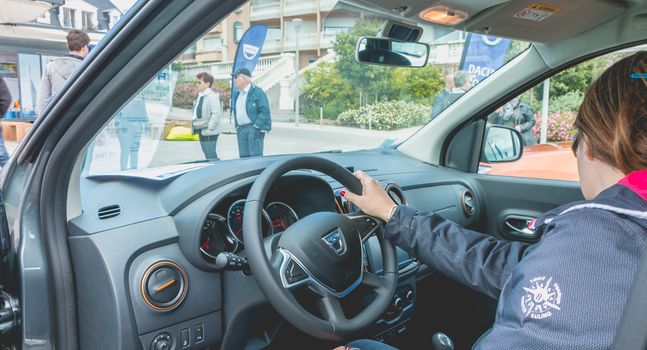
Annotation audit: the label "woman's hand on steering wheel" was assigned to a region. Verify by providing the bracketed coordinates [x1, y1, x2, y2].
[342, 171, 396, 221]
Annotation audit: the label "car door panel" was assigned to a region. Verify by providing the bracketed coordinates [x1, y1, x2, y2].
[469, 174, 583, 241]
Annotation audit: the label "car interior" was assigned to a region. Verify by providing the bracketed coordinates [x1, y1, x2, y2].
[2, 0, 647, 349]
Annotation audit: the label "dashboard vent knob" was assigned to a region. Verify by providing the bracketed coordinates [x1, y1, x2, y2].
[141, 261, 188, 311]
[461, 190, 476, 217]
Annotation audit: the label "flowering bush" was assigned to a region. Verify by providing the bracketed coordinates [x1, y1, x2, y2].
[531, 111, 577, 142]
[173, 81, 231, 110]
[337, 101, 431, 130]
[172, 83, 197, 109]
[212, 81, 231, 111]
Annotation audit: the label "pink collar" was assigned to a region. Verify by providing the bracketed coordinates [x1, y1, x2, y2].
[618, 169, 647, 201]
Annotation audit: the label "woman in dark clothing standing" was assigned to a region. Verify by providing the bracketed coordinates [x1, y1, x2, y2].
[337, 52, 647, 350]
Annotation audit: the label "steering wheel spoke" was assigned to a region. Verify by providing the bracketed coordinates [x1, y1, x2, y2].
[318, 296, 349, 325]
[344, 212, 382, 241]
[361, 271, 390, 292]
[274, 248, 312, 291]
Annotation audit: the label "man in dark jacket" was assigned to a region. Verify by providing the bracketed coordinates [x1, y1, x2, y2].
[430, 73, 454, 119]
[431, 71, 473, 119]
[0, 77, 12, 167]
[232, 68, 271, 158]
[489, 97, 537, 146]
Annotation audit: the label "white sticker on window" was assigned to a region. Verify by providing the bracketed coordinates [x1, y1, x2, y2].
[513, 3, 560, 22]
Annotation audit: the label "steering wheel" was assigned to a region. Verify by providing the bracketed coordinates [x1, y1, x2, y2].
[243, 156, 398, 341]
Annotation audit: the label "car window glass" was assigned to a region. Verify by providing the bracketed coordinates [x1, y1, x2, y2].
[79, 1, 528, 177]
[479, 43, 647, 182]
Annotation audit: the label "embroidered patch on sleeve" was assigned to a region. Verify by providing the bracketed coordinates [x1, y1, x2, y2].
[521, 276, 562, 319]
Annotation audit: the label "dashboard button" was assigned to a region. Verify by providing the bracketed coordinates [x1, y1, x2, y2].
[195, 323, 204, 342]
[181, 328, 189, 348]
[285, 260, 307, 284]
[405, 290, 415, 304]
[394, 297, 403, 311]
[151, 333, 173, 350]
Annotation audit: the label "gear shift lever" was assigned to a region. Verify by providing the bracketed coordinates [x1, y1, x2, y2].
[431, 332, 454, 350]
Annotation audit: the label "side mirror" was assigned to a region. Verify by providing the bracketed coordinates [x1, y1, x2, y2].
[483, 125, 524, 163]
[355, 37, 429, 68]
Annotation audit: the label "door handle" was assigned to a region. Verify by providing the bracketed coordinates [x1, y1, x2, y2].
[504, 221, 536, 236]
[503, 216, 538, 240]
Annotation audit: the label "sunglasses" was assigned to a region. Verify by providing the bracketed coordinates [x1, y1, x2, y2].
[571, 131, 580, 156]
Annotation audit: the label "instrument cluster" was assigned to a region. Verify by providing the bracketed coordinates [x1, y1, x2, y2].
[199, 199, 299, 261]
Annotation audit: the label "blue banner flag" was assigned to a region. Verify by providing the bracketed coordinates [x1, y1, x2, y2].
[459, 34, 512, 84]
[230, 24, 268, 114]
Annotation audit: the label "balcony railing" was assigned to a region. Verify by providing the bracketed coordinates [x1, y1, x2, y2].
[253, 53, 295, 90]
[178, 54, 288, 82]
[283, 33, 319, 51]
[250, 1, 281, 21]
[196, 51, 224, 62]
[283, 0, 319, 17]
[180, 52, 196, 61]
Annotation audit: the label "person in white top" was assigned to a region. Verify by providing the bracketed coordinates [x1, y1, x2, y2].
[193, 72, 222, 160]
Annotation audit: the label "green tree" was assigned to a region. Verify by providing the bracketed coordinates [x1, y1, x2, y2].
[332, 19, 393, 104]
[550, 60, 594, 97]
[301, 62, 356, 120]
[403, 65, 444, 104]
[300, 19, 445, 120]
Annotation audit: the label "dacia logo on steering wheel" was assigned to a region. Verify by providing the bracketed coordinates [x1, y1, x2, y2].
[322, 228, 347, 256]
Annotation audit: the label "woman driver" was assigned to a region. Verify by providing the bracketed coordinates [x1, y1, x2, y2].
[337, 52, 647, 349]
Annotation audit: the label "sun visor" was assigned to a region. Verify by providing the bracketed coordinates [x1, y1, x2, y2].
[463, 0, 626, 43]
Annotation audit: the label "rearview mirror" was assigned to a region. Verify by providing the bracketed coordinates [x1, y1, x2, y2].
[355, 37, 429, 68]
[483, 125, 524, 163]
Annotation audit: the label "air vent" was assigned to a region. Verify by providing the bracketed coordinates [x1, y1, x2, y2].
[385, 183, 407, 206]
[98, 205, 121, 220]
[461, 190, 476, 217]
[141, 261, 188, 311]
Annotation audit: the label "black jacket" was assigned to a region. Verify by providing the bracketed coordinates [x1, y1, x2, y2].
[489, 102, 537, 146]
[383, 169, 647, 349]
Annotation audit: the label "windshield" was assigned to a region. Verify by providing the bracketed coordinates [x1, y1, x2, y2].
[81, 1, 528, 176]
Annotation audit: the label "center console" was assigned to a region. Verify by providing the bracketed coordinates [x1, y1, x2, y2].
[365, 236, 419, 341]
[334, 181, 419, 340]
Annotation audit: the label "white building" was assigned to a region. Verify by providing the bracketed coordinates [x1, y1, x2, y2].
[0, 0, 122, 117]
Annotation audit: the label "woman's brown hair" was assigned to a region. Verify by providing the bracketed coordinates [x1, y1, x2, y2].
[196, 72, 214, 87]
[574, 51, 647, 174]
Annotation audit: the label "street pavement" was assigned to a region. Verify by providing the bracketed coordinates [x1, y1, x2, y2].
[147, 120, 417, 167]
[4, 120, 418, 173]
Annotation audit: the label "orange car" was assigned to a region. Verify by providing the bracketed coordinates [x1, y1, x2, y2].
[480, 141, 579, 181]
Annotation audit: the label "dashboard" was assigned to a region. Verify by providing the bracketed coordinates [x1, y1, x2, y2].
[69, 150, 485, 350]
[195, 174, 410, 271]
